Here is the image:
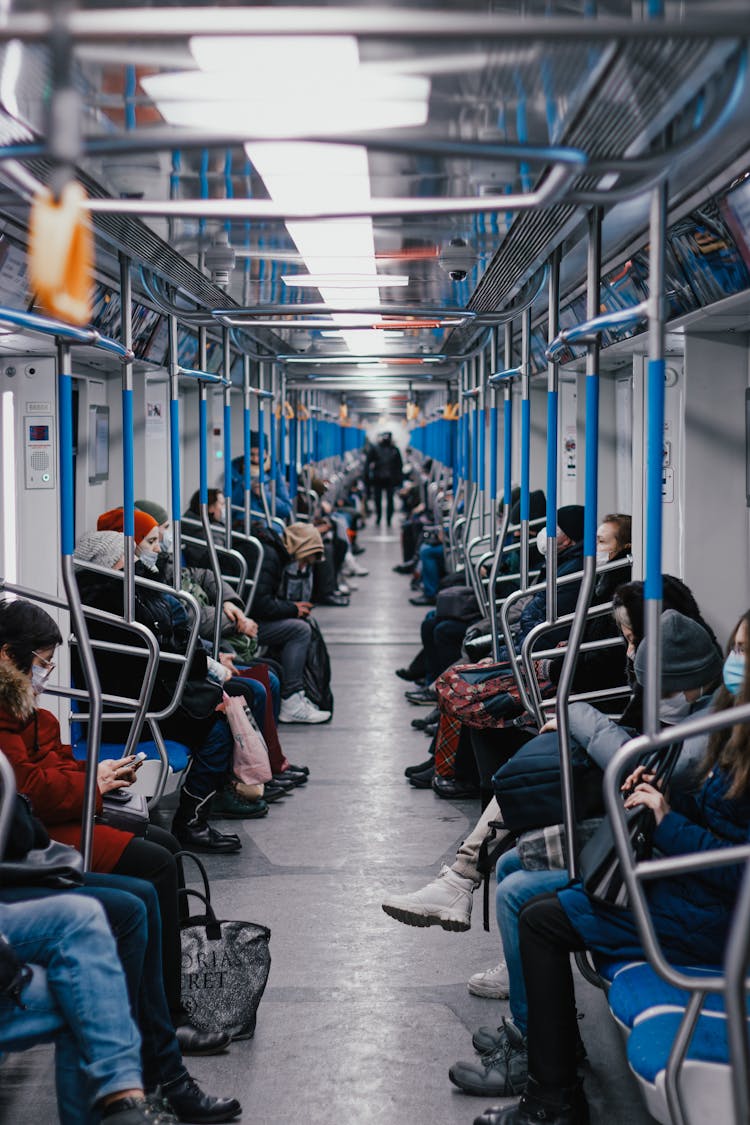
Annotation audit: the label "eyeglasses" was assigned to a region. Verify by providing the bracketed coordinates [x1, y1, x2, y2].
[31, 651, 56, 673]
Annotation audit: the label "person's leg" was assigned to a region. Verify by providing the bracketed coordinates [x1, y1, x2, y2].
[471, 726, 535, 796]
[419, 543, 443, 599]
[374, 486, 383, 523]
[0, 896, 143, 1121]
[172, 717, 243, 852]
[496, 865, 571, 1036]
[520, 894, 587, 1089]
[256, 617, 312, 698]
[433, 618, 469, 677]
[420, 611, 440, 683]
[385, 486, 395, 526]
[238, 664, 288, 771]
[223, 675, 267, 731]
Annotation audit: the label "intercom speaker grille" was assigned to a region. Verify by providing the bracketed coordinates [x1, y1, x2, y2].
[31, 451, 48, 471]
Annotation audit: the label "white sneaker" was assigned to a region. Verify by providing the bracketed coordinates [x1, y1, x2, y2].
[381, 865, 475, 932]
[342, 556, 369, 577]
[279, 691, 331, 724]
[468, 962, 510, 999]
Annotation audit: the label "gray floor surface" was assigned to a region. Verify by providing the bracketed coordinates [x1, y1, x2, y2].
[0, 525, 658, 1125]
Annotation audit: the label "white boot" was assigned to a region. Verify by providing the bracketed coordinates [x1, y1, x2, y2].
[342, 553, 368, 577]
[381, 865, 476, 932]
[279, 691, 331, 724]
[468, 962, 510, 999]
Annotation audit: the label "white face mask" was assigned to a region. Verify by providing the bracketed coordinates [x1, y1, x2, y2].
[535, 529, 548, 556]
[161, 530, 173, 552]
[596, 550, 610, 565]
[30, 664, 52, 695]
[137, 547, 159, 570]
[659, 691, 692, 725]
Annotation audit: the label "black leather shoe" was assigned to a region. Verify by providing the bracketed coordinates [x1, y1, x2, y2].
[103, 1098, 176, 1124]
[161, 1073, 242, 1123]
[395, 666, 421, 682]
[412, 708, 440, 729]
[393, 562, 415, 574]
[316, 592, 350, 607]
[174, 1022, 230, 1056]
[172, 820, 242, 854]
[273, 771, 306, 787]
[409, 765, 435, 788]
[409, 594, 436, 606]
[286, 762, 309, 776]
[423, 722, 438, 737]
[432, 775, 480, 800]
[404, 757, 435, 778]
[262, 781, 289, 802]
[405, 686, 438, 705]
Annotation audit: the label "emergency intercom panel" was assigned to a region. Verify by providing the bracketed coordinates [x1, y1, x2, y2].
[23, 413, 55, 489]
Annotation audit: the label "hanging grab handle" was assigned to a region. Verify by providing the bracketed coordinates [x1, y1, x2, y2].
[29, 182, 94, 326]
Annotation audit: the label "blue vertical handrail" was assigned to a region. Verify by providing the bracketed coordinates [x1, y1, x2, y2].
[243, 357, 252, 535]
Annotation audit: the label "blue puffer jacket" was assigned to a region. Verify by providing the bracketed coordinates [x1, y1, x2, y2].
[558, 765, 750, 965]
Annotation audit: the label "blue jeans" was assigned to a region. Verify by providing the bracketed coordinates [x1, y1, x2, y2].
[0, 874, 185, 1095]
[0, 895, 143, 1125]
[495, 848, 570, 1035]
[419, 543, 445, 598]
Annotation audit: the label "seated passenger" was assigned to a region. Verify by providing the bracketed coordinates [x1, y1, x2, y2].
[447, 609, 723, 1102]
[252, 523, 331, 724]
[73, 532, 259, 845]
[472, 608, 748, 1125]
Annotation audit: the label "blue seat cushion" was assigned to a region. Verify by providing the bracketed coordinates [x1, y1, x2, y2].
[72, 740, 190, 773]
[627, 1010, 746, 1084]
[594, 956, 643, 984]
[608, 963, 724, 1030]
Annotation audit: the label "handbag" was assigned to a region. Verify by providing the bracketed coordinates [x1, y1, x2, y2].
[178, 853, 271, 1039]
[579, 743, 682, 909]
[223, 693, 272, 787]
[99, 790, 150, 836]
[0, 795, 84, 889]
[435, 585, 480, 623]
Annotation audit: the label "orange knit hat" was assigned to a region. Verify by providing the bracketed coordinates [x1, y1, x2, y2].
[97, 506, 157, 544]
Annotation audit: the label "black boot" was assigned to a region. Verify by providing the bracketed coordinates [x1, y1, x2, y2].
[473, 1076, 589, 1125]
[172, 790, 241, 855]
[160, 1072, 241, 1123]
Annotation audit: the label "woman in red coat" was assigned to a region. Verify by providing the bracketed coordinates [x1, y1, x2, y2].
[0, 596, 224, 1054]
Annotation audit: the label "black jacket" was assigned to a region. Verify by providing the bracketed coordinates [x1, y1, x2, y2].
[251, 527, 299, 622]
[367, 441, 403, 487]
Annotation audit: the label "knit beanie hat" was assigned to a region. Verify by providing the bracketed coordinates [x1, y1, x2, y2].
[282, 523, 324, 563]
[509, 489, 546, 526]
[97, 507, 157, 543]
[75, 530, 125, 569]
[556, 505, 585, 544]
[135, 499, 168, 526]
[634, 609, 723, 693]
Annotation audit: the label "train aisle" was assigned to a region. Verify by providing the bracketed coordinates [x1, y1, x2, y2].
[0, 527, 655, 1125]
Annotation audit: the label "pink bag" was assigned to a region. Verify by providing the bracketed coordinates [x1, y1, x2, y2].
[223, 693, 272, 786]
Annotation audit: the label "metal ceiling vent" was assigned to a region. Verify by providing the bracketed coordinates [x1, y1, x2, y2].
[204, 231, 236, 290]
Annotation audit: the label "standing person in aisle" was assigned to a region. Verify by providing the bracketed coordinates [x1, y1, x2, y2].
[367, 433, 403, 528]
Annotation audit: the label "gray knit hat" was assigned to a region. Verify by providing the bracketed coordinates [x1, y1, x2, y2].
[634, 609, 722, 693]
[135, 499, 169, 526]
[75, 530, 125, 569]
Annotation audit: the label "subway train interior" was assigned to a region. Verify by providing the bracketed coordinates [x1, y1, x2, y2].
[2, 3, 750, 1125]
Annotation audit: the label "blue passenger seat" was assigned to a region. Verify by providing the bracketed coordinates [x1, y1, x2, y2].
[69, 708, 189, 797]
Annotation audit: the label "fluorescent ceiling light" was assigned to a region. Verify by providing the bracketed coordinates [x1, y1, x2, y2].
[282, 274, 409, 289]
[141, 35, 429, 138]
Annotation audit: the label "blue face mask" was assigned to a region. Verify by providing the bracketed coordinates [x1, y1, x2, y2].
[723, 650, 745, 697]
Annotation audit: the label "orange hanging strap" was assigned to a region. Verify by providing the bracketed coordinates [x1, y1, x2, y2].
[283, 401, 295, 421]
[339, 403, 349, 422]
[444, 402, 460, 421]
[29, 182, 94, 327]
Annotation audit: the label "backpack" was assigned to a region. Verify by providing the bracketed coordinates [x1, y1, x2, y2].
[492, 730, 604, 834]
[303, 618, 334, 719]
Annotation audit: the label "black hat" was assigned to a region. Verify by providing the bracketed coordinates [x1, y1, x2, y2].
[556, 505, 585, 543]
[634, 609, 723, 693]
[509, 489, 546, 526]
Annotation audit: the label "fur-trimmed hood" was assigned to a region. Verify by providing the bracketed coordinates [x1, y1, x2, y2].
[0, 659, 36, 725]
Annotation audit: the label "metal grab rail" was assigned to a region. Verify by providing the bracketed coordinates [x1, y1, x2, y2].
[178, 365, 230, 387]
[545, 302, 648, 361]
[603, 698, 750, 1125]
[0, 750, 16, 861]
[180, 532, 250, 604]
[0, 304, 134, 361]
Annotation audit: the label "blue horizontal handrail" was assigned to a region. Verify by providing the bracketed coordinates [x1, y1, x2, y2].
[546, 301, 647, 360]
[178, 365, 230, 386]
[488, 364, 522, 385]
[461, 386, 481, 399]
[0, 304, 134, 361]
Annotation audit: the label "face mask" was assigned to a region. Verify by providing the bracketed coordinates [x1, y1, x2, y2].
[723, 650, 745, 697]
[535, 529, 547, 556]
[30, 665, 52, 695]
[596, 550, 610, 565]
[137, 548, 159, 570]
[161, 530, 173, 552]
[659, 691, 692, 725]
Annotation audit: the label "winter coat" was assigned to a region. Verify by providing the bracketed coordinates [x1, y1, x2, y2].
[367, 441, 403, 487]
[558, 758, 750, 966]
[156, 555, 243, 642]
[251, 528, 299, 621]
[0, 661, 131, 871]
[75, 565, 219, 749]
[518, 541, 585, 643]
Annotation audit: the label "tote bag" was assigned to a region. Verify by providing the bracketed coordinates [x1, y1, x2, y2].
[223, 692, 272, 787]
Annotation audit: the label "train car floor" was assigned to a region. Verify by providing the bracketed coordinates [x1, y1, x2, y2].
[0, 525, 657, 1125]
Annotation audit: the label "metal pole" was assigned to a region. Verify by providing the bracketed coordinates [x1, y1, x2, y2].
[269, 364, 278, 517]
[198, 328, 224, 660]
[489, 327, 499, 545]
[489, 323, 514, 662]
[546, 247, 561, 622]
[223, 327, 232, 551]
[243, 356, 252, 536]
[167, 314, 181, 589]
[58, 340, 101, 871]
[555, 208, 602, 879]
[519, 307, 531, 591]
[644, 182, 668, 737]
[119, 253, 135, 621]
[478, 348, 487, 539]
